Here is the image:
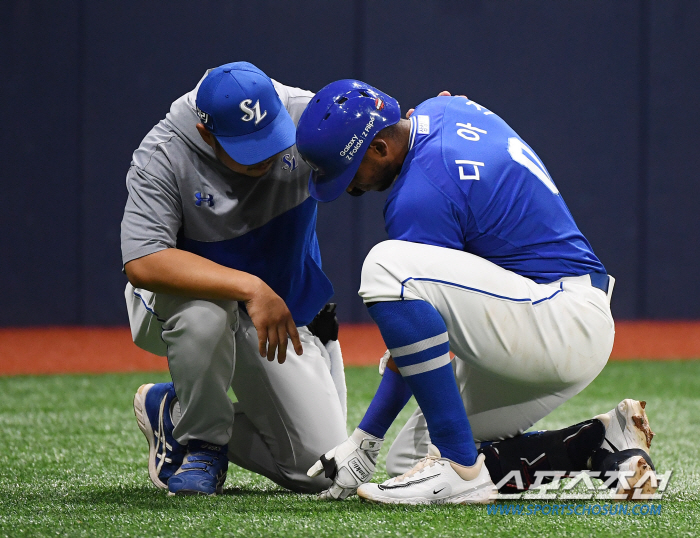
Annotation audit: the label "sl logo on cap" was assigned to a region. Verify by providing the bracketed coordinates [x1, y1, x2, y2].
[240, 99, 268, 125]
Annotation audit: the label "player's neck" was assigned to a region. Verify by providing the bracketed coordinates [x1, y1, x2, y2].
[394, 119, 412, 169]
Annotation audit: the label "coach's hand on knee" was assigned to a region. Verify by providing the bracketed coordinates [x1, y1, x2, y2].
[245, 280, 303, 363]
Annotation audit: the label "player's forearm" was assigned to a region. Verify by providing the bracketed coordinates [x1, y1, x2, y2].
[124, 248, 261, 302]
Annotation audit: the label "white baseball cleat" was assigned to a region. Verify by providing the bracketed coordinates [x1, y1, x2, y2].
[594, 399, 657, 498]
[594, 399, 654, 454]
[357, 444, 496, 505]
[616, 455, 658, 499]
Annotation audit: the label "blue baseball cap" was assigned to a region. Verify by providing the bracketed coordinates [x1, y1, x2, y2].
[296, 80, 401, 202]
[195, 62, 296, 166]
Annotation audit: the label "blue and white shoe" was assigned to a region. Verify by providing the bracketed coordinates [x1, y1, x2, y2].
[133, 383, 187, 489]
[167, 440, 229, 496]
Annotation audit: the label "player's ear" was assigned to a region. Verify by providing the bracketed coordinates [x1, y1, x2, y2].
[369, 138, 389, 158]
[196, 123, 216, 149]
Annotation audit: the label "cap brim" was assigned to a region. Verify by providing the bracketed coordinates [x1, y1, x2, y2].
[216, 107, 296, 166]
[308, 151, 365, 202]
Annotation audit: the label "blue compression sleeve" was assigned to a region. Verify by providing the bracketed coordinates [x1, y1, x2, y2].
[368, 300, 478, 466]
[358, 368, 413, 438]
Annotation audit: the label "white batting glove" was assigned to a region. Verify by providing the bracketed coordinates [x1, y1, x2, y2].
[307, 428, 384, 500]
[378, 349, 391, 376]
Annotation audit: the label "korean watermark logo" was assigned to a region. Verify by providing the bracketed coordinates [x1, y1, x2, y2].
[490, 469, 673, 501]
[487, 503, 663, 516]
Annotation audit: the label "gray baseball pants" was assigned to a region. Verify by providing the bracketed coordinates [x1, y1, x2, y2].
[125, 283, 348, 493]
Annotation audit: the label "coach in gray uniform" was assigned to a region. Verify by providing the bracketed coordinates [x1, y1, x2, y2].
[121, 62, 347, 495]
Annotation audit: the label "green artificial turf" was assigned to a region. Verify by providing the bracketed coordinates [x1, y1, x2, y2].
[0, 361, 698, 537]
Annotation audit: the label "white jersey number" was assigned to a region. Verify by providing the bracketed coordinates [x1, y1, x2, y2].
[507, 137, 559, 195]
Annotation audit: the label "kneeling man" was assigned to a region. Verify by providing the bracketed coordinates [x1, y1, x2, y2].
[294, 80, 656, 504]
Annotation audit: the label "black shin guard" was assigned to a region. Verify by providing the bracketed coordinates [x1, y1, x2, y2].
[479, 419, 606, 493]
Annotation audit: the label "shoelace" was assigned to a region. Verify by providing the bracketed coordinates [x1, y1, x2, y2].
[154, 393, 173, 474]
[392, 455, 442, 483]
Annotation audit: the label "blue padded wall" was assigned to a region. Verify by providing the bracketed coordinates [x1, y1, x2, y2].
[1, 1, 698, 324]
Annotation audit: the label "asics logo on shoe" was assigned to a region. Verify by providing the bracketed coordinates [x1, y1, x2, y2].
[154, 394, 170, 474]
[378, 475, 437, 490]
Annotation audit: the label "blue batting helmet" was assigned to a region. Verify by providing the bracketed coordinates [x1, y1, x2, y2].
[296, 80, 401, 202]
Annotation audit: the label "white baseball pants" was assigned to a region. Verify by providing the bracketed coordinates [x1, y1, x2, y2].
[358, 240, 614, 476]
[124, 283, 348, 493]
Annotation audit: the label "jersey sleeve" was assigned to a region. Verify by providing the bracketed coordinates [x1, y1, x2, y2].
[385, 170, 468, 251]
[120, 151, 183, 266]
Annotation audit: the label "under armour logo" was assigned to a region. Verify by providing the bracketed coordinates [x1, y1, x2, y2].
[282, 153, 298, 172]
[240, 99, 267, 125]
[195, 192, 214, 207]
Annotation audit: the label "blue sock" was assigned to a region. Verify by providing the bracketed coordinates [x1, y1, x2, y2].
[359, 368, 413, 438]
[368, 300, 478, 466]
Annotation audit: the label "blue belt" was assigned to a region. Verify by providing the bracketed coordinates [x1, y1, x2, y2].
[589, 272, 610, 294]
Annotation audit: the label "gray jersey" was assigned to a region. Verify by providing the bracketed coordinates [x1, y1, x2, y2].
[121, 72, 333, 325]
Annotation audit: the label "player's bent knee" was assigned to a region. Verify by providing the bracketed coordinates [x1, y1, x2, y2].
[359, 240, 409, 303]
[279, 468, 332, 494]
[277, 438, 345, 493]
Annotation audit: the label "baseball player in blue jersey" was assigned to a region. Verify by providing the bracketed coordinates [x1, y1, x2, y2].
[121, 62, 348, 496]
[295, 80, 657, 504]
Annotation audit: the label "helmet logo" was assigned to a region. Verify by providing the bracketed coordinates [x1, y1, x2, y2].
[375, 98, 385, 111]
[240, 99, 268, 125]
[340, 134, 361, 159]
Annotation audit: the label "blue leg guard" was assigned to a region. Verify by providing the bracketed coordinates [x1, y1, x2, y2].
[368, 300, 478, 466]
[359, 368, 413, 438]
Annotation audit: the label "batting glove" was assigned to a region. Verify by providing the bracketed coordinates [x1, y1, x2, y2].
[307, 428, 384, 500]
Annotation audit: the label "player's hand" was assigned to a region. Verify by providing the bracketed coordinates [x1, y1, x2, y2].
[244, 279, 303, 363]
[307, 428, 384, 500]
[405, 91, 467, 118]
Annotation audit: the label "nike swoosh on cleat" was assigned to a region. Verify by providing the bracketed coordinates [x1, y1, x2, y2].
[378, 475, 437, 490]
[433, 487, 446, 495]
